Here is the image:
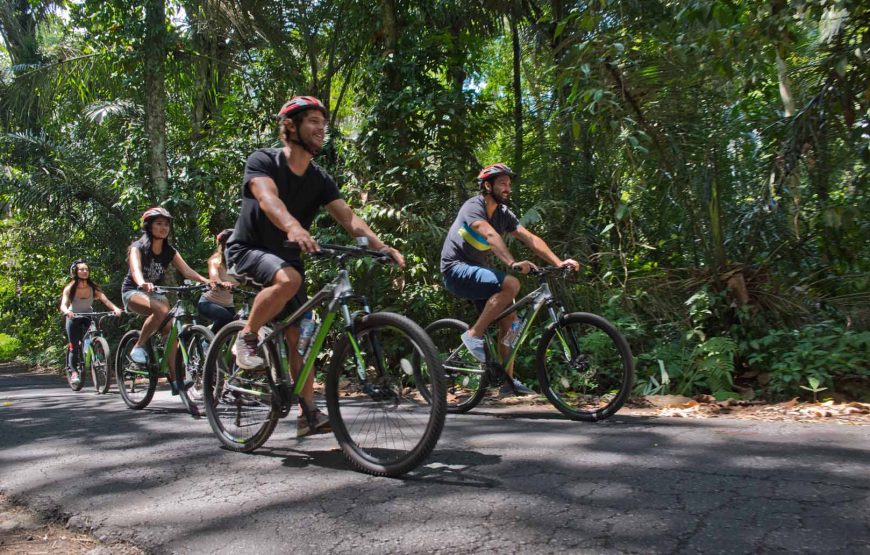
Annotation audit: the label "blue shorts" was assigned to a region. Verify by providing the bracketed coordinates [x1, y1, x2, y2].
[442, 264, 506, 312]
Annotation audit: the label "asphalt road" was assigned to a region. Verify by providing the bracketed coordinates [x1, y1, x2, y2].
[1, 364, 868, 554]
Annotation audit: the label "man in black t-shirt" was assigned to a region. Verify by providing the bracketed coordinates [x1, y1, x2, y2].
[226, 96, 403, 436]
[439, 163, 579, 396]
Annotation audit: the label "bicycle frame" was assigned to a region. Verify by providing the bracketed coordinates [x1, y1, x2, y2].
[128, 287, 205, 377]
[485, 273, 568, 368]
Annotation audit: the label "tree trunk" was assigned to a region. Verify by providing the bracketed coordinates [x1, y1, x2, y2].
[0, 0, 44, 130]
[144, 0, 169, 199]
[510, 3, 523, 174]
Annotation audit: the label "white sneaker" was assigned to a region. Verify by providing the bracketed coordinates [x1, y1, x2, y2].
[130, 346, 148, 364]
[460, 331, 487, 362]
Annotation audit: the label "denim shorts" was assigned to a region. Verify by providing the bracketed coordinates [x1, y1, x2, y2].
[122, 290, 169, 311]
[442, 263, 507, 312]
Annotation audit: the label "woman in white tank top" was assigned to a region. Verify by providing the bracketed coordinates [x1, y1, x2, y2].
[60, 260, 123, 385]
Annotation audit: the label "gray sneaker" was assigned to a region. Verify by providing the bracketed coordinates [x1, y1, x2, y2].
[234, 331, 265, 369]
[461, 331, 487, 362]
[499, 378, 534, 397]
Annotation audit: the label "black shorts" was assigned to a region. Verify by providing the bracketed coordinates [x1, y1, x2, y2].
[225, 242, 307, 321]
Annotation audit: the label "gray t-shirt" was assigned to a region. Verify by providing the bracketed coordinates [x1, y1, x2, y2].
[440, 195, 520, 273]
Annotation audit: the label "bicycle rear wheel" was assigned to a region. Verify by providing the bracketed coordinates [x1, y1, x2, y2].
[536, 312, 634, 422]
[422, 318, 488, 413]
[176, 324, 214, 417]
[327, 312, 446, 477]
[203, 321, 280, 452]
[115, 330, 157, 409]
[89, 336, 112, 394]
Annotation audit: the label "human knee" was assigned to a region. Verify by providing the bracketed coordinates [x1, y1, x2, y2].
[502, 276, 520, 295]
[271, 268, 302, 297]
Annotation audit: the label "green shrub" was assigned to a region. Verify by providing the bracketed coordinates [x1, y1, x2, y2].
[0, 333, 22, 361]
[741, 321, 870, 400]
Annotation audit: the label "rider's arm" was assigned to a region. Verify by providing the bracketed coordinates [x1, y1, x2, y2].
[470, 219, 518, 267]
[248, 176, 317, 252]
[94, 290, 122, 314]
[325, 199, 405, 267]
[511, 226, 562, 266]
[129, 247, 146, 287]
[171, 253, 209, 284]
[60, 283, 74, 317]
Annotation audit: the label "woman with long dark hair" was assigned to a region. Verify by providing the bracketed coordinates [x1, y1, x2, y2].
[59, 260, 123, 386]
[197, 228, 238, 332]
[120, 207, 210, 395]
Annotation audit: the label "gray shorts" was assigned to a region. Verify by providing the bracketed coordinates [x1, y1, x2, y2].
[225, 242, 307, 321]
[122, 290, 169, 311]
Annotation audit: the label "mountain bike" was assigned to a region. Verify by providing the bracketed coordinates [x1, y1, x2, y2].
[114, 283, 214, 416]
[64, 312, 115, 394]
[423, 266, 634, 422]
[202, 242, 447, 477]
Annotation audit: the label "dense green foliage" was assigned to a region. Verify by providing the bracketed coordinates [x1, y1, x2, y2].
[1, 0, 868, 400]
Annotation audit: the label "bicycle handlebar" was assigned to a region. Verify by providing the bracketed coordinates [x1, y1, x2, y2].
[70, 311, 116, 317]
[148, 283, 210, 294]
[282, 241, 394, 263]
[529, 266, 575, 278]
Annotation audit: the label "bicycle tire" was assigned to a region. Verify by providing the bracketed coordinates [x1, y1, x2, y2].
[176, 324, 214, 417]
[327, 312, 447, 477]
[203, 321, 280, 452]
[536, 312, 634, 422]
[115, 330, 157, 409]
[89, 336, 112, 394]
[420, 318, 488, 413]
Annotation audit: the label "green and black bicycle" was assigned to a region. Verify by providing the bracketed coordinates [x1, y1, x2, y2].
[114, 283, 214, 416]
[64, 312, 116, 394]
[202, 242, 447, 477]
[424, 266, 634, 422]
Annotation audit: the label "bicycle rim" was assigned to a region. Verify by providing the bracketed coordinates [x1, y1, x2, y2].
[423, 319, 487, 413]
[115, 331, 156, 409]
[90, 336, 111, 394]
[203, 321, 279, 452]
[327, 312, 446, 477]
[536, 312, 634, 421]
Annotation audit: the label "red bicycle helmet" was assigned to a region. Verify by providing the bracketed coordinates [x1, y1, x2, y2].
[277, 96, 327, 119]
[477, 163, 516, 183]
[140, 206, 173, 226]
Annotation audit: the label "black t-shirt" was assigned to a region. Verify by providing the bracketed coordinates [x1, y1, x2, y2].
[440, 195, 520, 273]
[121, 237, 177, 293]
[227, 148, 342, 257]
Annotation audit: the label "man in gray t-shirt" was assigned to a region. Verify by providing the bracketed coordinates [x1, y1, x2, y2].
[439, 163, 579, 395]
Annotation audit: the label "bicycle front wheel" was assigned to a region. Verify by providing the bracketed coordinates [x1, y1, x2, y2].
[327, 312, 446, 477]
[536, 312, 634, 422]
[423, 318, 488, 413]
[203, 321, 280, 452]
[176, 324, 214, 417]
[115, 330, 157, 409]
[89, 336, 112, 394]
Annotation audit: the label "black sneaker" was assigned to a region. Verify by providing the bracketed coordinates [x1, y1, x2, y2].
[296, 409, 331, 438]
[498, 378, 534, 397]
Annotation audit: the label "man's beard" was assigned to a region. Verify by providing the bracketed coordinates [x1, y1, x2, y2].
[491, 191, 511, 206]
[292, 130, 323, 155]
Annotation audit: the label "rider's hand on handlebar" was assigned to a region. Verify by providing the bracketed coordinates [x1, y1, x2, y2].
[139, 282, 156, 293]
[379, 246, 405, 268]
[286, 224, 319, 254]
[64, 311, 75, 319]
[511, 260, 538, 275]
[559, 258, 580, 272]
[112, 307, 123, 317]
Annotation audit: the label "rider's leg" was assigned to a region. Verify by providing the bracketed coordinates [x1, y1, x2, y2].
[283, 325, 314, 416]
[127, 294, 170, 349]
[163, 320, 179, 381]
[469, 275, 520, 338]
[65, 317, 85, 370]
[496, 312, 519, 379]
[243, 267, 302, 336]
